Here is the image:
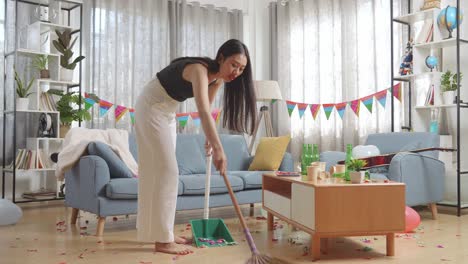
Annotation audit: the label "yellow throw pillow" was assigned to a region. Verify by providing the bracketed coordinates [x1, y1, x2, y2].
[248, 135, 291, 171]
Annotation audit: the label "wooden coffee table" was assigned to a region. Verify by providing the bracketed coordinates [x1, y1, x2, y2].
[262, 173, 405, 261]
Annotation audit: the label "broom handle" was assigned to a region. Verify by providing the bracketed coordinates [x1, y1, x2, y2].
[203, 155, 212, 220]
[220, 171, 259, 254]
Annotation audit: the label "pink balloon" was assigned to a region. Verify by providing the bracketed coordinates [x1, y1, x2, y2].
[405, 206, 421, 232]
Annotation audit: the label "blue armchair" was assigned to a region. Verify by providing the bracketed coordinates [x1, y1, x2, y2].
[320, 132, 445, 219]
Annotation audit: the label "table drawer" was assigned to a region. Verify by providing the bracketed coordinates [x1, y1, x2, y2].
[264, 190, 291, 218]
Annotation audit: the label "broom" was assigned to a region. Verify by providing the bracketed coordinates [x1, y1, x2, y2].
[220, 171, 289, 264]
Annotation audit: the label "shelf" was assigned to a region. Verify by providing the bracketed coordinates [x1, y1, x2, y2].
[18, 0, 83, 10]
[414, 38, 468, 49]
[30, 21, 78, 34]
[415, 104, 457, 110]
[27, 137, 64, 141]
[4, 110, 59, 114]
[2, 168, 56, 173]
[394, 71, 442, 82]
[15, 197, 63, 204]
[37, 79, 79, 86]
[16, 49, 60, 58]
[393, 8, 440, 24]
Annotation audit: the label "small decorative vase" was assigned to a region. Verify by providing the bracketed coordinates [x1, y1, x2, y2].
[60, 124, 71, 138]
[16, 98, 29, 111]
[350, 171, 365, 184]
[442, 91, 455, 105]
[60, 68, 74, 82]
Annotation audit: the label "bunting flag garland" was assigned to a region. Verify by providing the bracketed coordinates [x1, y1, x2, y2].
[361, 95, 374, 113]
[297, 103, 308, 119]
[392, 83, 402, 101]
[271, 99, 277, 104]
[189, 112, 201, 127]
[176, 113, 190, 128]
[114, 105, 128, 123]
[322, 104, 335, 120]
[335, 102, 348, 119]
[310, 104, 321, 120]
[84, 98, 96, 110]
[211, 108, 222, 124]
[350, 99, 361, 117]
[375, 89, 388, 108]
[99, 99, 114, 117]
[129, 108, 135, 125]
[286, 100, 297, 117]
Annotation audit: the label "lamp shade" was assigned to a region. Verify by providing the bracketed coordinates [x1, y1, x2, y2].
[254, 80, 283, 101]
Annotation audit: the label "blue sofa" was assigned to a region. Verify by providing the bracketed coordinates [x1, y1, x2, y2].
[65, 133, 293, 236]
[320, 132, 445, 219]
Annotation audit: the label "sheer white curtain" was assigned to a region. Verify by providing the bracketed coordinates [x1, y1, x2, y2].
[271, 0, 405, 161]
[82, 0, 243, 132]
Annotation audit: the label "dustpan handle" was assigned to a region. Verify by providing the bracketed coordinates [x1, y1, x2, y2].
[203, 154, 212, 220]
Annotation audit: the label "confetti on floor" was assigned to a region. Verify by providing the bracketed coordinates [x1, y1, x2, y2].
[437, 245, 445, 248]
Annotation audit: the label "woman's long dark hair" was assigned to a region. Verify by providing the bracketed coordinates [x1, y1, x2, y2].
[172, 39, 257, 135]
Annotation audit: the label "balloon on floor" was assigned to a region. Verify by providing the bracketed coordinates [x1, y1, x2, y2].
[0, 199, 22, 226]
[405, 206, 421, 232]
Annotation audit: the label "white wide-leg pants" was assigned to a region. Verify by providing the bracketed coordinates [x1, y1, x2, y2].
[135, 77, 179, 243]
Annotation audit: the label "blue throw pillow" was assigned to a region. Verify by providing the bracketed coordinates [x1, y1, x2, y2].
[87, 142, 134, 178]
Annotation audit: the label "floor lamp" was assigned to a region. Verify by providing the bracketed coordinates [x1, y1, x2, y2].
[248, 80, 283, 154]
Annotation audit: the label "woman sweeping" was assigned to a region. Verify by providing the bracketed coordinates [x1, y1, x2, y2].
[135, 39, 257, 255]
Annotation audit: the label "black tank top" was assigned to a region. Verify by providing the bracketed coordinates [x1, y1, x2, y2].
[156, 57, 213, 102]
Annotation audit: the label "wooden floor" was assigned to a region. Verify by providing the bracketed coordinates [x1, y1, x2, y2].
[1, 202, 468, 264]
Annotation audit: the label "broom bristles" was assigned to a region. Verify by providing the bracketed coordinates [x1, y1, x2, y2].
[246, 253, 289, 264]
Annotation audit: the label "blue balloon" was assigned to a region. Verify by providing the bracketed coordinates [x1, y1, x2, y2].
[425, 56, 438, 70]
[0, 199, 22, 225]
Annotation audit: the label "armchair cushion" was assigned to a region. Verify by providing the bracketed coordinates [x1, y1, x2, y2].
[87, 142, 134, 179]
[106, 178, 138, 200]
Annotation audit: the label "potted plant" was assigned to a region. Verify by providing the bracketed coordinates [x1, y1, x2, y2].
[441, 70, 463, 104]
[32, 54, 50, 79]
[47, 89, 95, 137]
[52, 29, 85, 81]
[347, 158, 367, 183]
[14, 70, 35, 111]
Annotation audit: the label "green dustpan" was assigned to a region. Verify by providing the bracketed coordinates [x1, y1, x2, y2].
[190, 155, 235, 248]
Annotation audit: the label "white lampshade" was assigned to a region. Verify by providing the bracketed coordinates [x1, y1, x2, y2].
[254, 80, 283, 101]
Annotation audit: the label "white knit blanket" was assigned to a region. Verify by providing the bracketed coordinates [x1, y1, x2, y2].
[55, 128, 138, 181]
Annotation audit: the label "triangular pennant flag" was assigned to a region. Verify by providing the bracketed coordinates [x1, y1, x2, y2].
[190, 112, 201, 127]
[335, 102, 347, 120]
[361, 95, 374, 113]
[211, 108, 221, 123]
[84, 97, 96, 110]
[297, 103, 308, 119]
[129, 108, 135, 125]
[99, 99, 113, 117]
[322, 104, 335, 120]
[271, 99, 277, 104]
[375, 90, 388, 108]
[392, 83, 402, 101]
[310, 104, 321, 120]
[114, 105, 128, 123]
[350, 99, 361, 117]
[176, 113, 190, 128]
[285, 100, 297, 117]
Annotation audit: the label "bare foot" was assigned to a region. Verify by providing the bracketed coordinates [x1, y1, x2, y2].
[154, 242, 193, 255]
[175, 236, 192, 245]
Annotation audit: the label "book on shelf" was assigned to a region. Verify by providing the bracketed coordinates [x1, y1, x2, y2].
[10, 148, 54, 170]
[40, 92, 57, 111]
[22, 189, 57, 200]
[424, 84, 435, 106]
[416, 20, 434, 44]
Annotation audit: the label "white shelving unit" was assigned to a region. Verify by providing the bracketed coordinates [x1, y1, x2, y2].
[2, 0, 83, 203]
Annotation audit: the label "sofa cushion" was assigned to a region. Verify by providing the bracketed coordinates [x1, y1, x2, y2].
[106, 178, 138, 199]
[88, 142, 134, 178]
[176, 135, 206, 175]
[106, 178, 184, 199]
[230, 171, 266, 190]
[249, 136, 290, 171]
[179, 173, 244, 195]
[219, 135, 251, 171]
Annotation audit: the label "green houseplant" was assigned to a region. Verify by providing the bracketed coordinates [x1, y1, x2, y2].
[32, 54, 50, 78]
[14, 69, 35, 110]
[47, 89, 94, 137]
[52, 29, 85, 81]
[441, 70, 463, 104]
[348, 159, 367, 184]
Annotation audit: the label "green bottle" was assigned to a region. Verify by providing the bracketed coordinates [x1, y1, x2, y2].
[312, 144, 319, 162]
[301, 144, 308, 175]
[344, 144, 353, 181]
[307, 144, 313, 165]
